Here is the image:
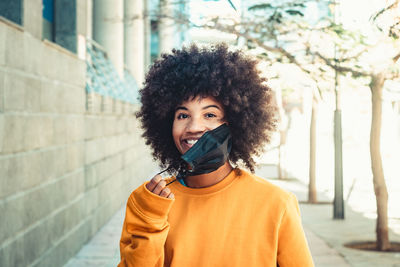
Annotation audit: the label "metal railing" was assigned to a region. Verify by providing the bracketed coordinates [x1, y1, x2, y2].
[86, 38, 139, 104]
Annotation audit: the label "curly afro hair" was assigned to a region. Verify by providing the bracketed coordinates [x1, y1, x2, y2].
[136, 43, 276, 173]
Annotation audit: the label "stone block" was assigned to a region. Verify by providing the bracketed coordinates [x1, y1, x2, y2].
[50, 50, 85, 88]
[0, 170, 85, 243]
[63, 85, 86, 115]
[66, 143, 84, 173]
[53, 116, 69, 146]
[85, 138, 103, 165]
[113, 100, 123, 115]
[40, 80, 61, 113]
[24, 115, 54, 151]
[65, 115, 85, 143]
[84, 115, 103, 140]
[24, 76, 42, 112]
[0, 154, 26, 199]
[53, 115, 84, 146]
[49, 195, 87, 246]
[84, 164, 98, 190]
[105, 135, 119, 156]
[23, 33, 43, 76]
[86, 93, 103, 115]
[50, 82, 69, 113]
[22, 216, 53, 265]
[0, 148, 66, 199]
[41, 42, 61, 81]
[30, 217, 91, 267]
[0, 114, 3, 153]
[65, 56, 86, 88]
[127, 117, 139, 133]
[4, 23, 25, 71]
[120, 134, 135, 151]
[1, 196, 87, 267]
[99, 153, 123, 183]
[0, 72, 41, 113]
[0, 232, 25, 267]
[102, 96, 113, 114]
[0, 71, 4, 112]
[0, 194, 24, 244]
[83, 187, 99, 216]
[54, 170, 85, 205]
[92, 199, 116, 234]
[38, 147, 69, 184]
[1, 114, 25, 153]
[3, 71, 26, 111]
[102, 116, 115, 136]
[0, 22, 5, 66]
[97, 174, 119, 204]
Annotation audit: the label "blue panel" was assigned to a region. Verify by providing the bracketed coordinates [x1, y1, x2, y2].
[43, 0, 54, 22]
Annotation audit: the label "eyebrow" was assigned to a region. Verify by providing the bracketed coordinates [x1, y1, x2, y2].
[175, 105, 221, 111]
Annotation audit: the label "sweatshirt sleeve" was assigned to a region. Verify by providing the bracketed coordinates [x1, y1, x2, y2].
[118, 182, 175, 267]
[277, 193, 314, 267]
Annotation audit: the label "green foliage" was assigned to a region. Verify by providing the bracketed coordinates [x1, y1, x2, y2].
[370, 0, 400, 39]
[248, 3, 273, 11]
[285, 9, 304, 16]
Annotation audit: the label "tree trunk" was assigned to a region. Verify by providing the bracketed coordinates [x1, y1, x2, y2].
[278, 130, 286, 179]
[370, 73, 390, 251]
[274, 87, 288, 180]
[308, 98, 318, 203]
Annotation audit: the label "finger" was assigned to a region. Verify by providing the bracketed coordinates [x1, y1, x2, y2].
[159, 187, 171, 198]
[152, 180, 167, 195]
[168, 193, 175, 199]
[146, 175, 162, 192]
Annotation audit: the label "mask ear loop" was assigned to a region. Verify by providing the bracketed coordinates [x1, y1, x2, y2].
[159, 168, 188, 186]
[157, 167, 179, 186]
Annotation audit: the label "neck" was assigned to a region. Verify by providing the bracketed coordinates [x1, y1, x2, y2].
[184, 161, 233, 188]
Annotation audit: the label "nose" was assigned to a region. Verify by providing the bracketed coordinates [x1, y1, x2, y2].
[186, 116, 206, 134]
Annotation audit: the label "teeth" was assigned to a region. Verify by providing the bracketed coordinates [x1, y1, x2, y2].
[186, 139, 198, 145]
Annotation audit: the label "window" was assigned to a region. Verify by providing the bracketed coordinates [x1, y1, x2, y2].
[0, 0, 23, 25]
[150, 20, 159, 62]
[42, 0, 54, 41]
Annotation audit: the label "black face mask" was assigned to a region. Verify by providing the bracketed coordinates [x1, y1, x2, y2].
[177, 123, 232, 179]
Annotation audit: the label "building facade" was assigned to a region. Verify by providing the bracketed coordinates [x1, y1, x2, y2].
[0, 0, 185, 266]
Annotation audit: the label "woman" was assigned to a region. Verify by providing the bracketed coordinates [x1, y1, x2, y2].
[118, 43, 314, 267]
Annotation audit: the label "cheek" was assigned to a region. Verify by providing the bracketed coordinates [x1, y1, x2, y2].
[172, 120, 182, 147]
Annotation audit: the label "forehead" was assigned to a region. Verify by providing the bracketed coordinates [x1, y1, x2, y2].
[177, 96, 224, 110]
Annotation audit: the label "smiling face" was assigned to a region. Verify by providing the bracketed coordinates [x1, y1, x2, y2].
[172, 96, 226, 155]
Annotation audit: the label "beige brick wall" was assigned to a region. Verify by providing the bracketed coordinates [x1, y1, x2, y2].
[0, 18, 157, 267]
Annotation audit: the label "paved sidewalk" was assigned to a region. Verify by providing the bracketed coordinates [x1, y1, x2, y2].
[64, 208, 123, 267]
[65, 166, 400, 266]
[261, 165, 400, 267]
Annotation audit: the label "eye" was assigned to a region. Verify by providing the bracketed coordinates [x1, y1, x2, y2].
[205, 113, 217, 118]
[177, 113, 189, 119]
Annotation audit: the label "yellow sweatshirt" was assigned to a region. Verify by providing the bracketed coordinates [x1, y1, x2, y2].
[119, 169, 314, 267]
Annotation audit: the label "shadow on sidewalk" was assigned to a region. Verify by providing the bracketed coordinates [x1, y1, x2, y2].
[255, 164, 400, 267]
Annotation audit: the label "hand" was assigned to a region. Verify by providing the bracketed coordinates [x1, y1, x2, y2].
[145, 174, 175, 199]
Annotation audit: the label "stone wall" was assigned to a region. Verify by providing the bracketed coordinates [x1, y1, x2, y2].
[0, 17, 157, 267]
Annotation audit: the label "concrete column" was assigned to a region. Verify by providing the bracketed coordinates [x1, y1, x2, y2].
[124, 0, 145, 86]
[86, 0, 93, 39]
[93, 0, 124, 77]
[24, 0, 42, 39]
[143, 0, 151, 70]
[158, 0, 175, 54]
